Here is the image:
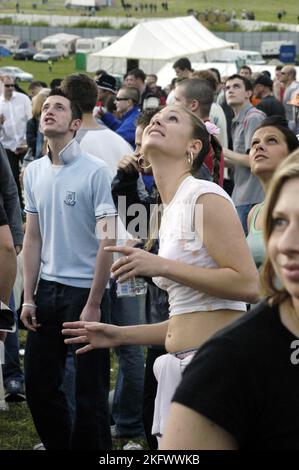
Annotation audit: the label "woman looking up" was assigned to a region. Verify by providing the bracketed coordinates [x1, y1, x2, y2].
[161, 149, 299, 450]
[247, 116, 299, 270]
[63, 105, 260, 442]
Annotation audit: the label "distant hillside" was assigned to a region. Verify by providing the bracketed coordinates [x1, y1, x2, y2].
[0, 0, 298, 25]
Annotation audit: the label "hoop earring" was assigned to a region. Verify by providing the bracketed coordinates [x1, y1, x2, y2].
[187, 151, 194, 166]
[138, 154, 152, 170]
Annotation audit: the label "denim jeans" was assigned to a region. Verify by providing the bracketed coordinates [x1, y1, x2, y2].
[63, 348, 76, 426]
[3, 294, 24, 385]
[110, 282, 145, 438]
[236, 203, 255, 236]
[24, 279, 111, 450]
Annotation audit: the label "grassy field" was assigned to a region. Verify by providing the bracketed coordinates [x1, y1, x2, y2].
[0, 0, 298, 24]
[0, 56, 89, 91]
[0, 331, 145, 450]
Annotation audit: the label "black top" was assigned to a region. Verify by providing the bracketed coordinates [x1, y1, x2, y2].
[256, 95, 286, 118]
[0, 197, 8, 226]
[0, 142, 23, 244]
[173, 300, 299, 450]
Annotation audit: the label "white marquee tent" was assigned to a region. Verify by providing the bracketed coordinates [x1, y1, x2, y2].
[86, 16, 238, 74]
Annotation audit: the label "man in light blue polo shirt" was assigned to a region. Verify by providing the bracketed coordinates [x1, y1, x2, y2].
[21, 89, 117, 450]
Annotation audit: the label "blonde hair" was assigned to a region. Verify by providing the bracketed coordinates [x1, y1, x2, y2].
[262, 148, 299, 304]
[32, 88, 50, 119]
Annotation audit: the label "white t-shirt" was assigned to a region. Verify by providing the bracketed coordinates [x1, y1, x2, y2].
[0, 92, 32, 152]
[209, 102, 228, 148]
[153, 176, 246, 316]
[76, 126, 132, 177]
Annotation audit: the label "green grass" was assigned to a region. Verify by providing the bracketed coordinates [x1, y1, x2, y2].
[0, 0, 298, 24]
[1, 330, 146, 450]
[0, 56, 92, 91]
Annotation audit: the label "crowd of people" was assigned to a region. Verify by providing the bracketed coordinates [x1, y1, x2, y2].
[0, 56, 299, 451]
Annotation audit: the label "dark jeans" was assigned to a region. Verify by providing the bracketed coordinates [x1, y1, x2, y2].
[3, 294, 24, 385]
[24, 279, 111, 450]
[110, 282, 145, 438]
[143, 347, 166, 450]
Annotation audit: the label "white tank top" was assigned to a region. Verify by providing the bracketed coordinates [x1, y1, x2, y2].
[153, 176, 246, 316]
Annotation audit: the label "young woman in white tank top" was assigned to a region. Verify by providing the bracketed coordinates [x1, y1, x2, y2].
[63, 105, 260, 441]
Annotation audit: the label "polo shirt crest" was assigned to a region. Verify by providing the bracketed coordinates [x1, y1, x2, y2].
[64, 191, 76, 206]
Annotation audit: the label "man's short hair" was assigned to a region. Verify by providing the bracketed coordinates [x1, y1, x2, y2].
[147, 74, 158, 82]
[226, 74, 253, 92]
[120, 87, 140, 104]
[178, 78, 214, 117]
[173, 57, 192, 71]
[192, 70, 218, 92]
[240, 65, 252, 75]
[61, 73, 97, 113]
[28, 80, 47, 90]
[126, 68, 146, 83]
[48, 88, 82, 121]
[283, 66, 296, 80]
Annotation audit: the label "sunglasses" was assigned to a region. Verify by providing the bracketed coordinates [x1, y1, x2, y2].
[4, 84, 15, 88]
[115, 97, 129, 101]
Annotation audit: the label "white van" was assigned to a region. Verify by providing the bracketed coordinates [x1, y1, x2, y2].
[261, 41, 294, 58]
[40, 33, 81, 57]
[207, 48, 266, 65]
[76, 36, 117, 54]
[0, 35, 19, 53]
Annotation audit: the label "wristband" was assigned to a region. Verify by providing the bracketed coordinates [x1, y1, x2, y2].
[22, 303, 37, 309]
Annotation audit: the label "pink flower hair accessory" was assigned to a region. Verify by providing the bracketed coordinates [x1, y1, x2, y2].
[205, 121, 220, 136]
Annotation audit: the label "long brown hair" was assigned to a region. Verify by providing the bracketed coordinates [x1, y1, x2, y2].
[261, 149, 299, 304]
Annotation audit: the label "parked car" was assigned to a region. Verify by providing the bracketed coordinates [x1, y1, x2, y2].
[33, 49, 62, 62]
[13, 47, 37, 60]
[0, 66, 33, 82]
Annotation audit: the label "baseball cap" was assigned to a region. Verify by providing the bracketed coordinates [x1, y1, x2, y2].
[95, 74, 117, 94]
[253, 74, 273, 89]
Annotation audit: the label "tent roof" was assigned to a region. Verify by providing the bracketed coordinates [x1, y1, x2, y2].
[91, 16, 237, 61]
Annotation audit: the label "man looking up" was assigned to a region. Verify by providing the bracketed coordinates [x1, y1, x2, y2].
[21, 89, 117, 450]
[223, 74, 265, 234]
